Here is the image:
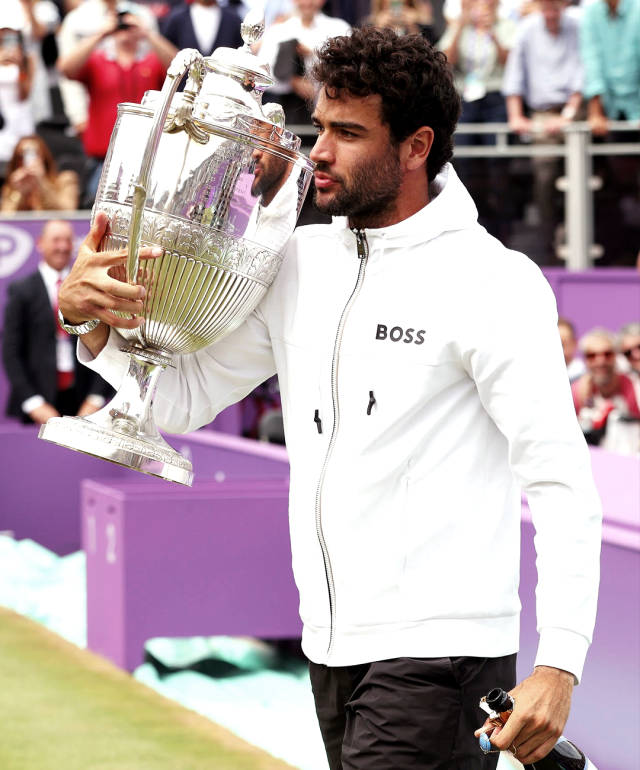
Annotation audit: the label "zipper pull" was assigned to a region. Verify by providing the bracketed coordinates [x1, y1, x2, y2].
[353, 228, 369, 260]
[367, 390, 376, 416]
[314, 409, 323, 434]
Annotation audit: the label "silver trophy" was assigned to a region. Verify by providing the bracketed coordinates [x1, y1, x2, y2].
[39, 11, 314, 485]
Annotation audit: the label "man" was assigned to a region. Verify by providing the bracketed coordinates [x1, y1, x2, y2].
[580, 0, 640, 135]
[502, 0, 582, 262]
[2, 220, 110, 424]
[558, 317, 586, 383]
[58, 28, 601, 768]
[572, 327, 640, 450]
[161, 0, 243, 57]
[618, 321, 640, 390]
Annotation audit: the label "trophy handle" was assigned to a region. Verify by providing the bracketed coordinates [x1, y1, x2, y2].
[126, 49, 206, 285]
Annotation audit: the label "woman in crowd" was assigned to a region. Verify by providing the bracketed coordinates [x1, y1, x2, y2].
[1, 133, 79, 210]
[0, 25, 35, 169]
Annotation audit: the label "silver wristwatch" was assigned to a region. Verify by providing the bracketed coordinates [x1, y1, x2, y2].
[57, 309, 100, 336]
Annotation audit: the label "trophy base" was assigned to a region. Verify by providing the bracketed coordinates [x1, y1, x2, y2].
[38, 416, 194, 486]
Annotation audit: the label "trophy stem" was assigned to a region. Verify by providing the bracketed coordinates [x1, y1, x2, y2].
[38, 347, 193, 485]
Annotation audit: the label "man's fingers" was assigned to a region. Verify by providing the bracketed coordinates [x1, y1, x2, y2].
[85, 211, 110, 251]
[516, 733, 559, 765]
[91, 305, 145, 330]
[487, 714, 523, 751]
[104, 276, 146, 300]
[97, 244, 163, 267]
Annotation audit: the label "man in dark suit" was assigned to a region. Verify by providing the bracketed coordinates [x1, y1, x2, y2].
[2, 219, 111, 424]
[161, 0, 243, 56]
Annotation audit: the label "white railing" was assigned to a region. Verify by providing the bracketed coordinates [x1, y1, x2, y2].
[290, 121, 640, 271]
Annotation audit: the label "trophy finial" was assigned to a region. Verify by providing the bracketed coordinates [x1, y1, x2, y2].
[240, 8, 265, 47]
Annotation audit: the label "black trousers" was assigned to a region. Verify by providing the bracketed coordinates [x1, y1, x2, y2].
[309, 654, 517, 770]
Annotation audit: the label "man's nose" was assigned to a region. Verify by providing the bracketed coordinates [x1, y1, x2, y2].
[309, 132, 333, 165]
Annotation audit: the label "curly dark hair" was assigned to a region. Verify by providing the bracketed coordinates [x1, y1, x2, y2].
[312, 26, 460, 182]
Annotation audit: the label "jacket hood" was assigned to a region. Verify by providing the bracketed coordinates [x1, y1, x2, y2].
[328, 163, 479, 250]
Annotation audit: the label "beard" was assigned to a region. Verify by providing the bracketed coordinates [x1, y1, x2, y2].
[250, 155, 288, 205]
[313, 144, 403, 225]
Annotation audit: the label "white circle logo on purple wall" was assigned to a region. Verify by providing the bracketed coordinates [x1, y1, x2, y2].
[0, 224, 34, 278]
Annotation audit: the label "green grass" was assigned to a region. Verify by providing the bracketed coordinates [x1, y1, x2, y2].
[0, 607, 295, 770]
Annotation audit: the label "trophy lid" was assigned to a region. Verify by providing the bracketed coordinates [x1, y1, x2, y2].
[203, 8, 273, 93]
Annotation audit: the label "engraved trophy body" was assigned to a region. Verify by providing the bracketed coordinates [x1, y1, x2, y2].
[38, 13, 314, 485]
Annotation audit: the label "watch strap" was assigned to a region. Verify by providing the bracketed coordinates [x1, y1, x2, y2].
[58, 309, 100, 336]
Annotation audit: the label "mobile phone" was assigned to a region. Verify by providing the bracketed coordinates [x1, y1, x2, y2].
[116, 10, 132, 30]
[22, 147, 39, 167]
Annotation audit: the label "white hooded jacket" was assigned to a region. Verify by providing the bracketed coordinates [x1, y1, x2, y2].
[82, 164, 602, 681]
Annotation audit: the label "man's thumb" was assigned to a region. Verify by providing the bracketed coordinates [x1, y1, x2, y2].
[85, 211, 109, 251]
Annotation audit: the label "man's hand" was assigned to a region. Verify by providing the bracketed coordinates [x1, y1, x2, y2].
[58, 211, 162, 330]
[509, 115, 533, 136]
[475, 666, 574, 764]
[29, 403, 60, 424]
[589, 113, 609, 137]
[77, 398, 102, 418]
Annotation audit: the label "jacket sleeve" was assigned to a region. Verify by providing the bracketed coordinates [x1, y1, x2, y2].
[78, 305, 276, 435]
[2, 282, 39, 404]
[462, 256, 602, 683]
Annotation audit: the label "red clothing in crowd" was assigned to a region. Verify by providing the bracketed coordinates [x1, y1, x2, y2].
[73, 50, 166, 159]
[572, 372, 640, 423]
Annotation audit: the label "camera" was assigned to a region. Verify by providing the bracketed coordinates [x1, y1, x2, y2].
[116, 10, 133, 30]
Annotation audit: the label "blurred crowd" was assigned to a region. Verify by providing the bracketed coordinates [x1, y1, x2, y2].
[560, 318, 640, 455]
[0, 0, 638, 232]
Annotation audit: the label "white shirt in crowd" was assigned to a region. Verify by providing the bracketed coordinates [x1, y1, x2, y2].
[257, 12, 351, 95]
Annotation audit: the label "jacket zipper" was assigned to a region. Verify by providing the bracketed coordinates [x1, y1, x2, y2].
[314, 228, 370, 657]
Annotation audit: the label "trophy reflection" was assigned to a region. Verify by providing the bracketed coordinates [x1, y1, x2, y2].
[38, 12, 314, 485]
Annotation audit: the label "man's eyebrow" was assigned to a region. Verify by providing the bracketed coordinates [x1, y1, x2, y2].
[311, 116, 368, 132]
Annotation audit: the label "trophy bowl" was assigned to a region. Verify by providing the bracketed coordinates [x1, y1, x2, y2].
[38, 19, 314, 485]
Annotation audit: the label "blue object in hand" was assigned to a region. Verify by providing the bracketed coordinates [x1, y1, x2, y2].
[479, 733, 493, 754]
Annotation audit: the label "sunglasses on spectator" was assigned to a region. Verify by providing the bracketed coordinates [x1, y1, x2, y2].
[622, 344, 640, 359]
[584, 350, 615, 362]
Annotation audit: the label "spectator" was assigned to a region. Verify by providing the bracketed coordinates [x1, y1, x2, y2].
[580, 0, 640, 136]
[502, 0, 582, 263]
[256, 0, 350, 124]
[367, 0, 446, 44]
[2, 219, 111, 425]
[572, 327, 640, 451]
[558, 317, 586, 383]
[439, 0, 515, 238]
[161, 0, 243, 57]
[56, 0, 158, 139]
[4, 0, 62, 125]
[0, 24, 35, 169]
[618, 322, 640, 400]
[57, 7, 176, 202]
[1, 134, 79, 210]
[440, 0, 514, 127]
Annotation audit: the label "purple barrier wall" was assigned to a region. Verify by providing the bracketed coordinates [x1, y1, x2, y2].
[83, 476, 299, 671]
[519, 448, 640, 770]
[542, 267, 640, 338]
[0, 426, 288, 554]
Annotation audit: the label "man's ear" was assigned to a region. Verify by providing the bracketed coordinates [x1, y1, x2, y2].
[401, 126, 434, 172]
